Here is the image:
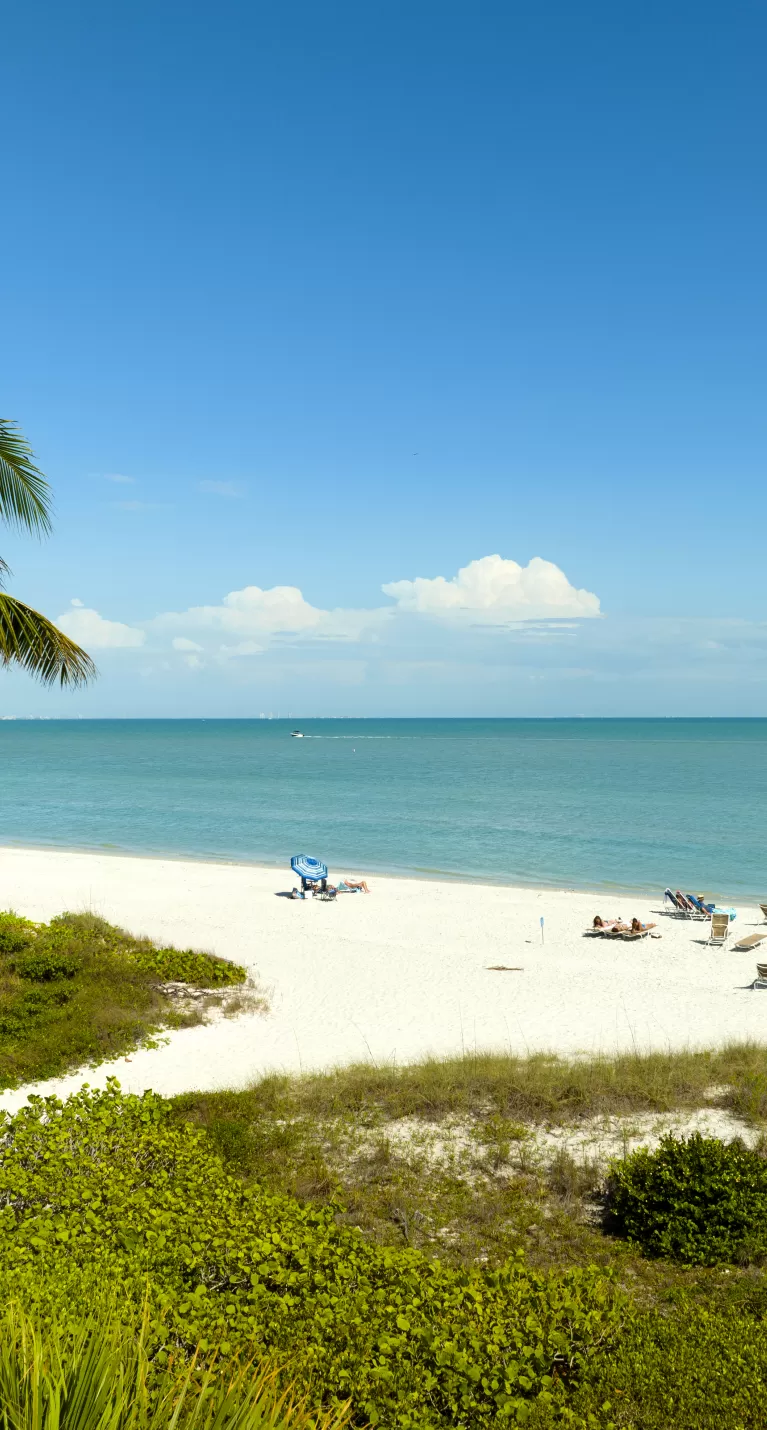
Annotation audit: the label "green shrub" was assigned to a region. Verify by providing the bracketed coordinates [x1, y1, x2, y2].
[0, 1082, 625, 1428]
[130, 944, 246, 986]
[607, 1133, 767, 1265]
[0, 913, 37, 955]
[0, 912, 251, 1089]
[13, 949, 82, 981]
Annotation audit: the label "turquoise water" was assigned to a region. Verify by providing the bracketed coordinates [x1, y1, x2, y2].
[0, 719, 765, 898]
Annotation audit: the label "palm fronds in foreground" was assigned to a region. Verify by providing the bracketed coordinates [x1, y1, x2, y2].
[0, 594, 96, 687]
[0, 419, 52, 535]
[0, 416, 94, 686]
[0, 1304, 351, 1430]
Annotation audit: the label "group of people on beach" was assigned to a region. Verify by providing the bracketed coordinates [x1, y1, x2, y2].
[592, 915, 656, 933]
[292, 876, 370, 900]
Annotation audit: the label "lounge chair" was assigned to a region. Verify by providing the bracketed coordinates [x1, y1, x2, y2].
[734, 932, 767, 951]
[686, 894, 714, 918]
[760, 904, 767, 923]
[663, 889, 688, 917]
[708, 912, 731, 946]
[664, 889, 706, 920]
[757, 962, 767, 980]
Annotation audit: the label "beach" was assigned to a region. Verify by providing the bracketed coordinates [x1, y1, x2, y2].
[1, 843, 765, 1112]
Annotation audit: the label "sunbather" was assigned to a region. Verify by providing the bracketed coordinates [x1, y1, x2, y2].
[630, 917, 656, 932]
[339, 876, 370, 893]
[593, 915, 629, 931]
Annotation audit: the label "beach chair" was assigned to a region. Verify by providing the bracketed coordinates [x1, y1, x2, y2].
[760, 903, 767, 923]
[686, 894, 713, 918]
[663, 889, 688, 917]
[675, 891, 708, 920]
[734, 932, 767, 952]
[708, 912, 731, 946]
[757, 963, 767, 980]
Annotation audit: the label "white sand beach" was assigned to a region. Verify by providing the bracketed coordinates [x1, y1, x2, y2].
[1, 844, 765, 1113]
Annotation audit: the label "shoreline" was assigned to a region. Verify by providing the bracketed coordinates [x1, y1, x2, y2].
[1, 843, 767, 1113]
[0, 838, 761, 905]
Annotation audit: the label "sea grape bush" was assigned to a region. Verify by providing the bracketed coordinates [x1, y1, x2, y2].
[0, 1082, 625, 1427]
[607, 1133, 767, 1265]
[130, 944, 246, 986]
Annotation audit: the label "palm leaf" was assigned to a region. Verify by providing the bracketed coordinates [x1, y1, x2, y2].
[0, 595, 96, 687]
[0, 419, 53, 534]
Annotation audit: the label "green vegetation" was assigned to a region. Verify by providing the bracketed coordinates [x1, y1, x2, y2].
[0, 911, 249, 1088]
[6, 1046, 767, 1425]
[0, 415, 95, 686]
[0, 1082, 625, 1428]
[607, 1133, 767, 1265]
[180, 1041, 767, 1126]
[0, 1303, 351, 1429]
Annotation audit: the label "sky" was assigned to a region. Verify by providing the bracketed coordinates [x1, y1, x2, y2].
[1, 0, 765, 716]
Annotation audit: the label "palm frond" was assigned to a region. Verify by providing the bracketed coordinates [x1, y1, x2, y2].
[0, 595, 96, 687]
[0, 419, 53, 534]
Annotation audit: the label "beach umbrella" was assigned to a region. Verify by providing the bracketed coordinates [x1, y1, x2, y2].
[291, 854, 328, 882]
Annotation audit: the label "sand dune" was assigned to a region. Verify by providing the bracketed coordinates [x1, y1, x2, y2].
[0, 844, 765, 1112]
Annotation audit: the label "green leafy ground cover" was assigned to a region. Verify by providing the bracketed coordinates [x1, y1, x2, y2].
[0, 911, 249, 1087]
[0, 1083, 625, 1428]
[172, 1047, 767, 1427]
[5, 1047, 767, 1425]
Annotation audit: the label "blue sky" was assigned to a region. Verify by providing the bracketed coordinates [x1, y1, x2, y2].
[2, 0, 765, 715]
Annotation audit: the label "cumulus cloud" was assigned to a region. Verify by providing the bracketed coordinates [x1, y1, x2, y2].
[156, 584, 386, 644]
[382, 555, 601, 624]
[57, 602, 145, 649]
[103, 473, 135, 485]
[172, 637, 203, 652]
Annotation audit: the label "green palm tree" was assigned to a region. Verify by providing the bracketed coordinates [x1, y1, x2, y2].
[0, 418, 95, 686]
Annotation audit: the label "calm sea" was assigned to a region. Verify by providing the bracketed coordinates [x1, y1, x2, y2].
[1, 719, 765, 899]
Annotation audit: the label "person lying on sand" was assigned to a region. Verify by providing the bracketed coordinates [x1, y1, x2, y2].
[338, 877, 370, 893]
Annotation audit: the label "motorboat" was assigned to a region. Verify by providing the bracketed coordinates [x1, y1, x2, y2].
[291, 730, 304, 738]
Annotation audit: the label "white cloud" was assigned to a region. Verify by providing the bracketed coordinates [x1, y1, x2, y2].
[172, 637, 203, 652]
[197, 480, 243, 497]
[71, 597, 84, 608]
[183, 654, 204, 670]
[156, 584, 385, 644]
[103, 473, 135, 485]
[382, 555, 601, 623]
[57, 602, 145, 649]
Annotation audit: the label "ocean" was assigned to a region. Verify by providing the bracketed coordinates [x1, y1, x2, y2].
[1, 718, 765, 899]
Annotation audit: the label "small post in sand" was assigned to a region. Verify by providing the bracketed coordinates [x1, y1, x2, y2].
[540, 916, 545, 946]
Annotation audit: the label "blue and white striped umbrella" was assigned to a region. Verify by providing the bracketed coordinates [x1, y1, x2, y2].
[291, 854, 328, 882]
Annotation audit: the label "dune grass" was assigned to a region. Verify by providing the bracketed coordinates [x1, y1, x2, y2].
[174, 1043, 767, 1289]
[0, 910, 253, 1089]
[177, 1040, 767, 1129]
